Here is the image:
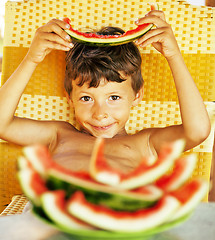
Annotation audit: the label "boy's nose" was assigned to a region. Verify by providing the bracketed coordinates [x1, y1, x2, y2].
[92, 102, 108, 121]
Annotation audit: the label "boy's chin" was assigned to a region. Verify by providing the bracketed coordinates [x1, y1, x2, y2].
[80, 124, 127, 138]
[90, 131, 116, 139]
[89, 128, 127, 139]
[79, 127, 115, 138]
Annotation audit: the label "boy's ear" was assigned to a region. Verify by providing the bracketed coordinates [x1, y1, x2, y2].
[132, 86, 144, 107]
[64, 90, 74, 108]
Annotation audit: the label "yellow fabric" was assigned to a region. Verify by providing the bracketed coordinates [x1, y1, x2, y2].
[0, 0, 215, 212]
[2, 47, 215, 101]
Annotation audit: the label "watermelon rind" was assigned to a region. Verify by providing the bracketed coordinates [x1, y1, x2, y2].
[17, 156, 30, 170]
[170, 154, 197, 190]
[40, 191, 93, 230]
[17, 156, 48, 206]
[169, 179, 209, 221]
[90, 138, 185, 189]
[17, 133, 205, 237]
[46, 169, 163, 211]
[17, 168, 42, 206]
[22, 144, 163, 211]
[67, 192, 180, 232]
[89, 138, 121, 186]
[65, 24, 154, 47]
[156, 153, 198, 191]
[23, 145, 53, 177]
[64, 4, 159, 47]
[115, 139, 185, 190]
[32, 204, 191, 239]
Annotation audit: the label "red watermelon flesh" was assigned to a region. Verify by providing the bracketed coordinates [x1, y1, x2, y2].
[63, 3, 158, 47]
[67, 191, 180, 232]
[169, 179, 208, 221]
[156, 154, 197, 192]
[89, 138, 185, 189]
[17, 159, 47, 206]
[89, 138, 121, 185]
[23, 145, 163, 211]
[18, 141, 209, 233]
[41, 190, 94, 230]
[23, 144, 92, 180]
[23, 145, 55, 177]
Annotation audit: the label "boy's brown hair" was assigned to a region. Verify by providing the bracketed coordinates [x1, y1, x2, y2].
[64, 26, 143, 95]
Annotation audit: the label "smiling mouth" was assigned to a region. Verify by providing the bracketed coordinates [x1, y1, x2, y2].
[91, 123, 115, 131]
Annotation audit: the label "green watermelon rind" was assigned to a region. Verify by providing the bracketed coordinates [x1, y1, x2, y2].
[64, 4, 159, 47]
[32, 205, 192, 239]
[117, 140, 186, 190]
[65, 25, 153, 47]
[40, 191, 94, 231]
[17, 169, 42, 206]
[46, 169, 162, 211]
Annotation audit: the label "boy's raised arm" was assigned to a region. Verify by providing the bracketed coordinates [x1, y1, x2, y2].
[135, 10, 211, 152]
[0, 19, 73, 146]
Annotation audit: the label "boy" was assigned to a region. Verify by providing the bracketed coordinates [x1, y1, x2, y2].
[0, 10, 210, 173]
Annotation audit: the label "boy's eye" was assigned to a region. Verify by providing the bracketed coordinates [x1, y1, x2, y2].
[109, 95, 120, 101]
[80, 96, 92, 102]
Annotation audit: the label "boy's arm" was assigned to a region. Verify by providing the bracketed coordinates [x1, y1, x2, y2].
[0, 19, 73, 146]
[135, 10, 211, 153]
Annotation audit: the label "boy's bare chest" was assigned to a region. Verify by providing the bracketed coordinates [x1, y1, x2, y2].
[51, 128, 146, 173]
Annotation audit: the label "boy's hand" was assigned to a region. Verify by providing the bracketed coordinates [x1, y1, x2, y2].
[26, 19, 74, 64]
[135, 10, 180, 60]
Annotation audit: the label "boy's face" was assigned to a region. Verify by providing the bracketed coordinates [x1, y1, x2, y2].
[68, 75, 142, 138]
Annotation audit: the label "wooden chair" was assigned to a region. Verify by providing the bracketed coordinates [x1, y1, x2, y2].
[0, 0, 215, 214]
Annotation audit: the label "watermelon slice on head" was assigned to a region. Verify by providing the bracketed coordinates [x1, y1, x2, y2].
[63, 3, 159, 46]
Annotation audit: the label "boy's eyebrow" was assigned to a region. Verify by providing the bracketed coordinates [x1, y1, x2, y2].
[77, 89, 125, 96]
[77, 90, 92, 94]
[78, 90, 122, 94]
[108, 91, 123, 95]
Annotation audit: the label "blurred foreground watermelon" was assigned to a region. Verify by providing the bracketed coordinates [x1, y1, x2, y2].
[17, 138, 208, 234]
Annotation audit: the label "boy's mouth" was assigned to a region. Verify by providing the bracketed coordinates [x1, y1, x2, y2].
[91, 123, 115, 132]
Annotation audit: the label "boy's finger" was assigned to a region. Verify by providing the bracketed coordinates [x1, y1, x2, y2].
[51, 18, 71, 30]
[135, 28, 165, 45]
[48, 42, 72, 51]
[42, 32, 74, 49]
[39, 19, 71, 42]
[135, 15, 168, 28]
[40, 19, 69, 32]
[139, 33, 163, 48]
[145, 10, 166, 21]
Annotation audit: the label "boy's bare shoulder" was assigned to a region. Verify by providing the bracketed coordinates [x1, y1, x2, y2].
[50, 120, 79, 140]
[50, 120, 97, 149]
[53, 120, 76, 131]
[48, 120, 80, 151]
[129, 128, 157, 158]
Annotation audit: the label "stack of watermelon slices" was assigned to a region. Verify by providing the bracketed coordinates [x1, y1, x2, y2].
[17, 138, 208, 235]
